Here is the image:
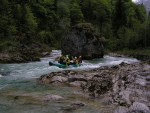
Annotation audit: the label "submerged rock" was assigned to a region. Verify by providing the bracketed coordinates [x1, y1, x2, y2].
[61, 101, 86, 112]
[69, 81, 87, 87]
[71, 101, 85, 108]
[43, 95, 64, 102]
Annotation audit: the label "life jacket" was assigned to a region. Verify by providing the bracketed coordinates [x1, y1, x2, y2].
[66, 58, 70, 64]
[73, 58, 78, 64]
[75, 59, 78, 64]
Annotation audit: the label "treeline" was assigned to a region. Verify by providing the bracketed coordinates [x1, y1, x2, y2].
[0, 0, 149, 52]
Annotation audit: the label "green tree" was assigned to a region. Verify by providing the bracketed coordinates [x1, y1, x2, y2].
[70, 0, 84, 25]
[81, 0, 111, 36]
[112, 0, 128, 35]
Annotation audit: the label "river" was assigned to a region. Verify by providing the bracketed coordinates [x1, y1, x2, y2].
[0, 50, 138, 113]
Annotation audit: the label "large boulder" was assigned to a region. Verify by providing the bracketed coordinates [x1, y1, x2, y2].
[61, 23, 104, 59]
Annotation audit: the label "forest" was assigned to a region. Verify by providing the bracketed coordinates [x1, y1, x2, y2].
[0, 0, 150, 55]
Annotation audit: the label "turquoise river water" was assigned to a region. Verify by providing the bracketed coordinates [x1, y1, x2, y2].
[0, 50, 138, 113]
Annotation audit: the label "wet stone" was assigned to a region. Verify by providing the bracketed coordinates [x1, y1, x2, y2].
[38, 62, 150, 112]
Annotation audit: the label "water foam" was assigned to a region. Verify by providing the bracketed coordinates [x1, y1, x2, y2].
[0, 51, 139, 80]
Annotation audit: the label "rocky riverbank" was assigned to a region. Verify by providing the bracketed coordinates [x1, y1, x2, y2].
[0, 42, 51, 63]
[0, 52, 40, 63]
[38, 62, 150, 113]
[0, 51, 50, 63]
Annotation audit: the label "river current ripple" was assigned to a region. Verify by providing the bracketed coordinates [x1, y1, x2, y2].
[0, 50, 138, 79]
[0, 50, 139, 113]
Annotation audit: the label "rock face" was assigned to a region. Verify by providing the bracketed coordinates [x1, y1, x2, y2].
[82, 74, 113, 97]
[61, 23, 104, 59]
[38, 62, 150, 113]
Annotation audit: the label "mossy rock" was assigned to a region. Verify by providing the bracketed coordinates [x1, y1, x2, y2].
[61, 23, 104, 59]
[73, 23, 95, 33]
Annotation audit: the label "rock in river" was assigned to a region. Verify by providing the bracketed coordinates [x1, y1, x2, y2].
[61, 23, 104, 59]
